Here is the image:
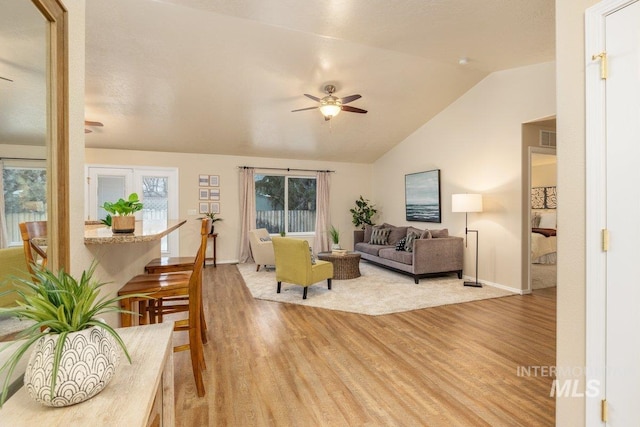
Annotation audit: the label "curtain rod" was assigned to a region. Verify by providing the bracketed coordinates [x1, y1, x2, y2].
[239, 166, 335, 173]
[0, 157, 46, 161]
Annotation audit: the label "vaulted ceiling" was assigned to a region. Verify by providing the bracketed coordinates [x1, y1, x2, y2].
[3, 1, 555, 164]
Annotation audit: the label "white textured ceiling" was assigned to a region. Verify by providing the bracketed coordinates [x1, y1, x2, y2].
[4, 1, 555, 163]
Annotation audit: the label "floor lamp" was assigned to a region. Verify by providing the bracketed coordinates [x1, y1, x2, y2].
[452, 193, 483, 287]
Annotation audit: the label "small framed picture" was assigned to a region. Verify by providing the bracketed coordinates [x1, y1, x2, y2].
[209, 202, 220, 214]
[199, 175, 209, 186]
[209, 175, 219, 187]
[209, 188, 220, 200]
[199, 188, 209, 200]
[199, 202, 209, 214]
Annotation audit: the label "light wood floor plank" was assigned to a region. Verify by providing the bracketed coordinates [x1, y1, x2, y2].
[172, 264, 556, 426]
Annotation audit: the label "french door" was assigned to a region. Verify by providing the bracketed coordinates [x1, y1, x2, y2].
[86, 166, 179, 256]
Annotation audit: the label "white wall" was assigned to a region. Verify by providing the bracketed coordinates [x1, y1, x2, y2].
[85, 148, 374, 264]
[556, 0, 599, 424]
[372, 62, 556, 292]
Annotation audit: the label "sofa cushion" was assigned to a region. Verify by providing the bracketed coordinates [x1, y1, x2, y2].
[369, 227, 391, 245]
[386, 226, 408, 245]
[355, 242, 392, 256]
[429, 228, 449, 238]
[404, 232, 420, 252]
[420, 229, 432, 239]
[378, 247, 413, 265]
[406, 226, 424, 238]
[395, 236, 407, 251]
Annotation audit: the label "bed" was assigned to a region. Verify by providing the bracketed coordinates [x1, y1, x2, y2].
[531, 211, 557, 264]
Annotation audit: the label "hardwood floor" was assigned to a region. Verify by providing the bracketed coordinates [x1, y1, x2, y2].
[173, 264, 556, 426]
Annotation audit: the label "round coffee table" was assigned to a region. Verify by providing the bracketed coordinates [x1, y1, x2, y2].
[317, 251, 361, 280]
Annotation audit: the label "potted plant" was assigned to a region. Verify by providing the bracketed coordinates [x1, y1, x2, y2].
[350, 196, 378, 229]
[203, 212, 222, 234]
[101, 193, 143, 233]
[328, 225, 341, 250]
[0, 262, 143, 407]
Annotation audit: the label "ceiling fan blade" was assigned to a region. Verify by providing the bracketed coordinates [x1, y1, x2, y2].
[341, 105, 367, 114]
[291, 106, 319, 112]
[84, 120, 104, 127]
[303, 94, 321, 102]
[340, 94, 361, 104]
[84, 129, 92, 134]
[0, 76, 13, 82]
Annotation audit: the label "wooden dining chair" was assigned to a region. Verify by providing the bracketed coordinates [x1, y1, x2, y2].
[118, 218, 211, 397]
[144, 218, 211, 343]
[19, 221, 48, 275]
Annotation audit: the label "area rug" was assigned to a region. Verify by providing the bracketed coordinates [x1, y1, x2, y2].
[237, 262, 517, 316]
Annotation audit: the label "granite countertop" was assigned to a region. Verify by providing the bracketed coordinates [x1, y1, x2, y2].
[84, 219, 186, 244]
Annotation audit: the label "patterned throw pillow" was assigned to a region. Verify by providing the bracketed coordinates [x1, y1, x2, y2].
[395, 236, 407, 251]
[309, 246, 316, 264]
[369, 227, 391, 245]
[404, 232, 419, 252]
[259, 236, 272, 242]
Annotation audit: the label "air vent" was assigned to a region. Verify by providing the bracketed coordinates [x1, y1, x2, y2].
[540, 130, 557, 148]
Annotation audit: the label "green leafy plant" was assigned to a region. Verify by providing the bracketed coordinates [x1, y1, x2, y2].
[0, 262, 145, 406]
[328, 225, 340, 245]
[101, 214, 112, 227]
[203, 212, 223, 223]
[101, 193, 143, 216]
[350, 196, 378, 229]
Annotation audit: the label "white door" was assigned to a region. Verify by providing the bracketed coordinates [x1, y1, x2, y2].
[86, 166, 179, 256]
[586, 1, 640, 425]
[604, 1, 640, 424]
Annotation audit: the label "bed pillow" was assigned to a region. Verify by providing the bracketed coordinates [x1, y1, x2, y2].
[531, 213, 541, 228]
[538, 213, 556, 229]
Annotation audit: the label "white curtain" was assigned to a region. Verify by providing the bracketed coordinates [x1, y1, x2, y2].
[0, 161, 7, 248]
[238, 167, 256, 263]
[313, 171, 331, 254]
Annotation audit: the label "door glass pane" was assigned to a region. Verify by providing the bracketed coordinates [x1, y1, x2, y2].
[2, 166, 47, 246]
[288, 177, 316, 233]
[97, 176, 125, 221]
[142, 176, 169, 252]
[255, 174, 284, 234]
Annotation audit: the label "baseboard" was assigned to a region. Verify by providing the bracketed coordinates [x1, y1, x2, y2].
[462, 275, 525, 295]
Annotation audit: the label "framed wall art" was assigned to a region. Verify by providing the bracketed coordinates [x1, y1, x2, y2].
[209, 175, 219, 187]
[199, 188, 209, 200]
[199, 174, 209, 186]
[199, 202, 209, 214]
[209, 202, 220, 214]
[405, 169, 441, 223]
[209, 188, 220, 200]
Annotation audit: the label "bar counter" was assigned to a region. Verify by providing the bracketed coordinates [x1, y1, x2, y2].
[84, 219, 186, 245]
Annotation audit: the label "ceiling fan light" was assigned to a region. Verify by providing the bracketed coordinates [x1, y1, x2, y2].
[319, 103, 341, 118]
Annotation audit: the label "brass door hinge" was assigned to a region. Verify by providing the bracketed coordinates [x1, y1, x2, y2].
[602, 229, 610, 252]
[592, 51, 608, 79]
[601, 399, 608, 422]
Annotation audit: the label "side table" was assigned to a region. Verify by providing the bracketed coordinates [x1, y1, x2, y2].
[204, 232, 217, 267]
[317, 251, 361, 280]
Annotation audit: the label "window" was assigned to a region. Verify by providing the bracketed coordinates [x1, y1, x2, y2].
[255, 174, 316, 235]
[2, 160, 47, 246]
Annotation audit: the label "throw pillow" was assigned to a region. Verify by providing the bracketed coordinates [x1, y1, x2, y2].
[369, 227, 391, 245]
[259, 236, 272, 242]
[429, 228, 449, 238]
[395, 236, 407, 251]
[420, 229, 432, 239]
[404, 232, 419, 252]
[309, 246, 316, 264]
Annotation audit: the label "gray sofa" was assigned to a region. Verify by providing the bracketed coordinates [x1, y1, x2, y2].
[354, 224, 463, 284]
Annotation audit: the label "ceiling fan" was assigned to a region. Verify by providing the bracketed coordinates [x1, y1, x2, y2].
[84, 120, 104, 134]
[292, 84, 367, 121]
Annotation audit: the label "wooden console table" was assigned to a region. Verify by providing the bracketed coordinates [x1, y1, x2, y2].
[204, 232, 217, 267]
[0, 323, 175, 427]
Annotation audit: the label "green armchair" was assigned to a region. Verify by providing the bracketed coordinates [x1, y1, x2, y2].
[272, 237, 333, 299]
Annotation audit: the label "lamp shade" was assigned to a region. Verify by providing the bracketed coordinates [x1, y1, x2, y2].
[452, 193, 483, 213]
[319, 102, 341, 118]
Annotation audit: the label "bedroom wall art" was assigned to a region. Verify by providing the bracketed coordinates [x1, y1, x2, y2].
[405, 169, 441, 223]
[532, 186, 557, 209]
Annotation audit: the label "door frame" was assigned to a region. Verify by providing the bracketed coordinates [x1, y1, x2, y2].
[585, 0, 638, 423]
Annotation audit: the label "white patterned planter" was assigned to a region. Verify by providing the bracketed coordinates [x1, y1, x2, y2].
[24, 326, 120, 407]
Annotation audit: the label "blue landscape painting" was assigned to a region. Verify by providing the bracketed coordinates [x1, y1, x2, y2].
[405, 170, 441, 223]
